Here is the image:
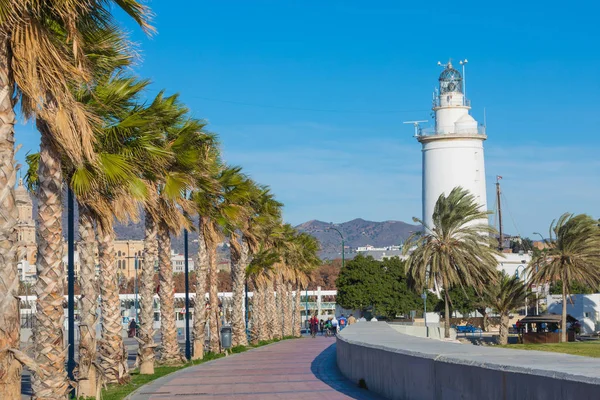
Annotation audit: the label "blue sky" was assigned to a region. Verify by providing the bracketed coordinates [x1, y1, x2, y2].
[14, 1, 600, 237]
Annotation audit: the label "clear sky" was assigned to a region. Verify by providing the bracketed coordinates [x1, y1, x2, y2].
[14, 1, 600, 238]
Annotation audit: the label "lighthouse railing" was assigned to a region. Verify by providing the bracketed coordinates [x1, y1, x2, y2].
[418, 125, 486, 137]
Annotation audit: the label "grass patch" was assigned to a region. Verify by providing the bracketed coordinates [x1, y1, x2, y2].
[95, 336, 299, 400]
[497, 341, 600, 358]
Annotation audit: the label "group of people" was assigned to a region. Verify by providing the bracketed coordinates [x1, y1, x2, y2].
[308, 313, 360, 337]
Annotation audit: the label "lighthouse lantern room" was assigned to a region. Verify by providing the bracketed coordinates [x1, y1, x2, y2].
[417, 60, 488, 229]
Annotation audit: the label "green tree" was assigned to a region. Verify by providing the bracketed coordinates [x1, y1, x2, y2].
[549, 280, 596, 295]
[488, 271, 530, 345]
[403, 187, 501, 338]
[336, 255, 429, 319]
[528, 213, 600, 342]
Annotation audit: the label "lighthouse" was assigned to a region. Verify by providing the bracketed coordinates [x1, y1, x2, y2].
[416, 60, 487, 229]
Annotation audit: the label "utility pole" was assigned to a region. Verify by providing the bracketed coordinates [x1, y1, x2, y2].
[496, 176, 503, 251]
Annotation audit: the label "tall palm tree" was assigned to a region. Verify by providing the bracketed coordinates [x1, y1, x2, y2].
[25, 71, 161, 392]
[528, 213, 600, 342]
[0, 2, 151, 396]
[291, 233, 321, 336]
[403, 187, 500, 338]
[194, 166, 251, 352]
[229, 183, 283, 346]
[488, 271, 530, 345]
[246, 249, 280, 344]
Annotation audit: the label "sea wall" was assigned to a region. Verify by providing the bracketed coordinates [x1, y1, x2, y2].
[336, 322, 600, 400]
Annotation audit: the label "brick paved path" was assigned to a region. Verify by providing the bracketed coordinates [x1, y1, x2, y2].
[130, 336, 384, 399]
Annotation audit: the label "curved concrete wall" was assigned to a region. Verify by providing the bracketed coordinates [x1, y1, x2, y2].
[337, 322, 600, 400]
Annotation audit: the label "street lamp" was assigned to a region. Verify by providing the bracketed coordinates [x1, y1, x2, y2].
[183, 225, 191, 360]
[67, 187, 75, 391]
[326, 225, 345, 270]
[532, 232, 545, 243]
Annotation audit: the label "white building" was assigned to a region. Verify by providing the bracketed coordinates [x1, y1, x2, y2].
[416, 60, 487, 229]
[171, 251, 195, 274]
[547, 294, 600, 334]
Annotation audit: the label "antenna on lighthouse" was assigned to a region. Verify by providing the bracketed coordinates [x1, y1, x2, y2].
[403, 120, 427, 137]
[459, 59, 468, 98]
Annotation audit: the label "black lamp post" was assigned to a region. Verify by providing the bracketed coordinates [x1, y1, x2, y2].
[67, 188, 75, 396]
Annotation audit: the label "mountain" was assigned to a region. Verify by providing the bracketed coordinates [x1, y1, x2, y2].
[32, 195, 416, 258]
[295, 218, 419, 259]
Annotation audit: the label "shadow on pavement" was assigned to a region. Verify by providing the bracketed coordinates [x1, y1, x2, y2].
[310, 342, 382, 400]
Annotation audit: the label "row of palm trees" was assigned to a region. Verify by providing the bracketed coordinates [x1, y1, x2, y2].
[404, 186, 600, 345]
[0, 2, 321, 399]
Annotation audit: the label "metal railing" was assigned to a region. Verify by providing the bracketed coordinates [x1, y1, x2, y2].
[417, 125, 486, 137]
[433, 97, 471, 108]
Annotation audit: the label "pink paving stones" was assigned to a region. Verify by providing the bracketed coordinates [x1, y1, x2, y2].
[130, 337, 384, 400]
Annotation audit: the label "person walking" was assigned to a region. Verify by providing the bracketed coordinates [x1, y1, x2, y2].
[339, 314, 347, 331]
[319, 319, 325, 336]
[348, 314, 356, 325]
[331, 315, 339, 334]
[309, 314, 319, 338]
[128, 318, 137, 338]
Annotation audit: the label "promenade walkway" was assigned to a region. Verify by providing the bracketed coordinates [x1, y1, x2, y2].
[130, 336, 383, 400]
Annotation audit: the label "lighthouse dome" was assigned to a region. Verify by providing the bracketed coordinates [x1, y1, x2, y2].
[439, 63, 463, 94]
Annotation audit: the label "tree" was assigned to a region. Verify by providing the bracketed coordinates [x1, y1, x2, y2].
[528, 213, 600, 342]
[549, 280, 596, 295]
[403, 187, 501, 338]
[336, 255, 430, 319]
[487, 271, 530, 345]
[0, 2, 150, 397]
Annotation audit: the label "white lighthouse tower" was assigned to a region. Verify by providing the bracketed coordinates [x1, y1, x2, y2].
[416, 60, 487, 229]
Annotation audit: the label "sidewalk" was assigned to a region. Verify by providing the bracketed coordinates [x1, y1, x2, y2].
[129, 336, 383, 400]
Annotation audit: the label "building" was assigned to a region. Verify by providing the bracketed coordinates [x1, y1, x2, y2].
[416, 60, 487, 229]
[114, 240, 145, 279]
[546, 294, 600, 334]
[15, 178, 36, 265]
[171, 251, 195, 274]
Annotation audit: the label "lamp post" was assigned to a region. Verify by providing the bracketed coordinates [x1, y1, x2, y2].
[67, 188, 75, 394]
[124, 255, 142, 323]
[326, 226, 345, 269]
[183, 224, 191, 360]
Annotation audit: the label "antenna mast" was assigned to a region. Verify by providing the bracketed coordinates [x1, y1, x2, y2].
[496, 176, 503, 250]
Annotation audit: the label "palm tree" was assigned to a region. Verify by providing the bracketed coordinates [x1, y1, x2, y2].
[229, 183, 283, 346]
[403, 187, 501, 338]
[488, 271, 530, 345]
[247, 249, 280, 343]
[194, 166, 252, 352]
[291, 233, 321, 336]
[0, 2, 151, 396]
[528, 213, 600, 342]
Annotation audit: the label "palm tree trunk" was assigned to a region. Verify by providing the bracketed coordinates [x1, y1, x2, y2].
[562, 278, 568, 343]
[75, 206, 98, 397]
[158, 224, 183, 364]
[444, 289, 451, 339]
[138, 211, 158, 374]
[274, 275, 284, 340]
[498, 312, 509, 345]
[97, 226, 129, 385]
[284, 281, 293, 337]
[0, 40, 21, 398]
[266, 279, 277, 340]
[207, 241, 220, 353]
[230, 240, 249, 347]
[293, 285, 302, 337]
[257, 283, 268, 341]
[32, 128, 70, 398]
[192, 217, 208, 360]
[249, 281, 260, 344]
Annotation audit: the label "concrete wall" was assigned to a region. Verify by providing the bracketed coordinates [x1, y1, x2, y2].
[389, 323, 456, 340]
[336, 322, 600, 400]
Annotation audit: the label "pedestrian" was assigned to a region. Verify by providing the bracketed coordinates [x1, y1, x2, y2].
[128, 318, 137, 338]
[309, 314, 319, 338]
[331, 315, 339, 333]
[319, 319, 325, 336]
[358, 315, 367, 322]
[348, 314, 356, 325]
[339, 314, 347, 331]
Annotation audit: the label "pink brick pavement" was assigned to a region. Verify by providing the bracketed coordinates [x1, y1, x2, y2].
[130, 336, 383, 400]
